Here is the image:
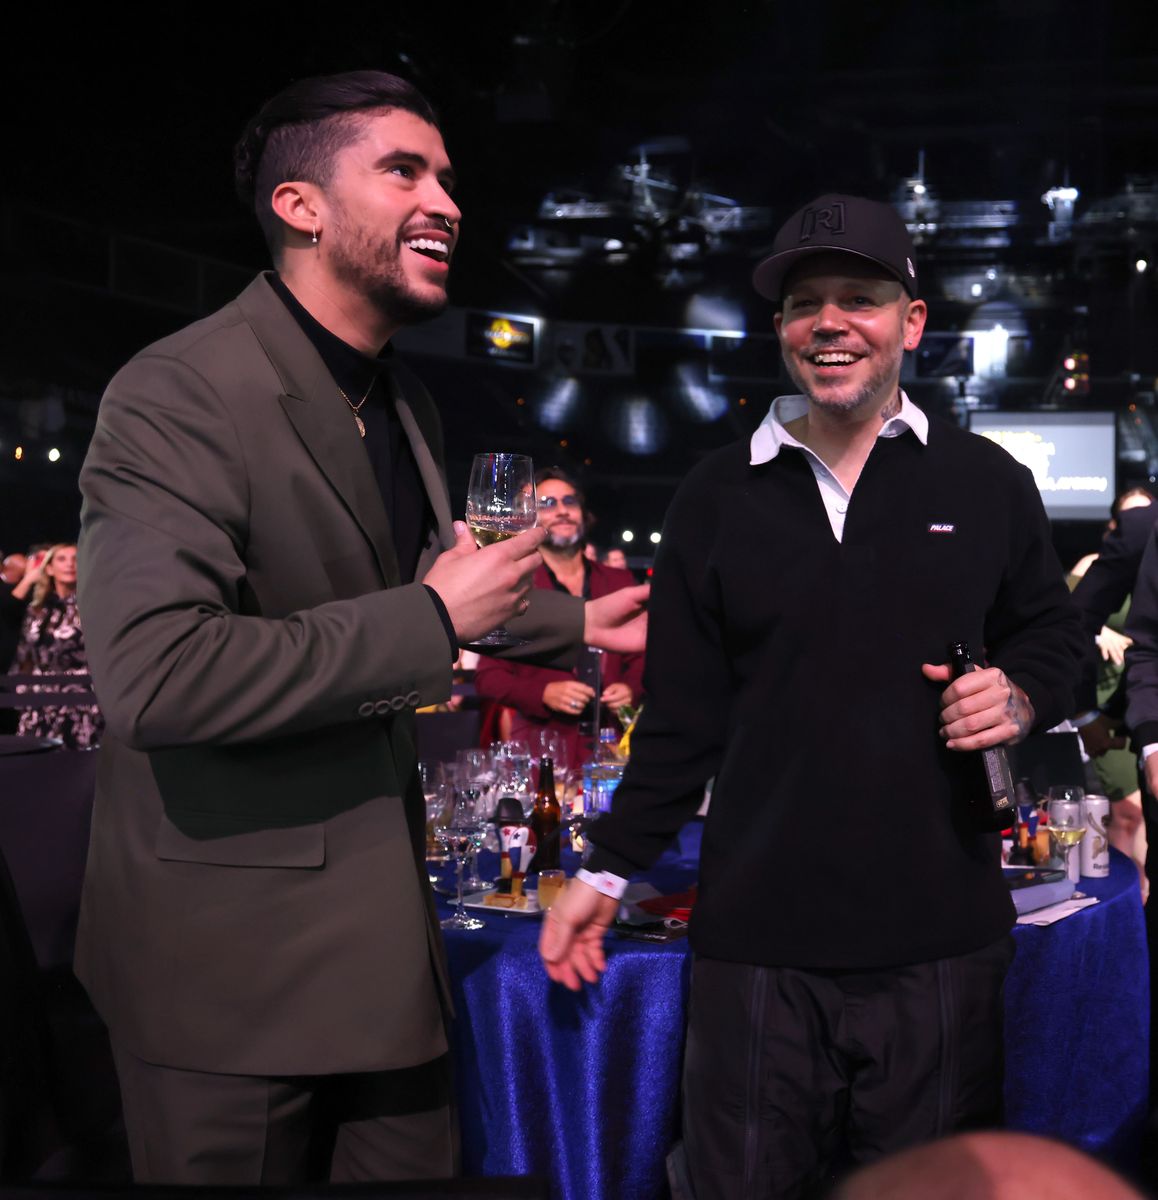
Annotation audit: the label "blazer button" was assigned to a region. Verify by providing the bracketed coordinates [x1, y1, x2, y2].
[406, 690, 421, 706]
[374, 699, 392, 715]
[358, 701, 375, 718]
[390, 696, 407, 711]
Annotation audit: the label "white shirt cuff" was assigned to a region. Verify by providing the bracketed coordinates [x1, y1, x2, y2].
[1141, 744, 1158, 761]
[575, 867, 630, 899]
[1072, 710, 1101, 728]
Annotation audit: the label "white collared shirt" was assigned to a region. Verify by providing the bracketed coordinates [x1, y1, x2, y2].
[749, 391, 929, 542]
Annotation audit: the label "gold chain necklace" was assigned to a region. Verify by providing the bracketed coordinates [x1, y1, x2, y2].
[337, 376, 376, 438]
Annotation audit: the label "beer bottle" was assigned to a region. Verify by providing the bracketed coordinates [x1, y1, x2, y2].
[948, 641, 1016, 831]
[530, 755, 561, 872]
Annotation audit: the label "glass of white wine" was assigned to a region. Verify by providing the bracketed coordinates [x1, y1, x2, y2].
[465, 452, 537, 648]
[1047, 786, 1085, 883]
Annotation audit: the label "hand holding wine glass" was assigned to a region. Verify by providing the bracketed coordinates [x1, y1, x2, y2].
[422, 523, 544, 646]
[463, 453, 538, 647]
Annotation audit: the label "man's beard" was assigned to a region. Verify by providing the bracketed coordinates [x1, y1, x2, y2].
[544, 524, 585, 552]
[784, 340, 904, 415]
[329, 215, 449, 327]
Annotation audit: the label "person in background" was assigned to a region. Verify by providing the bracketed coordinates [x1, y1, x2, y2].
[474, 468, 644, 769]
[542, 194, 1083, 1198]
[9, 543, 103, 749]
[1067, 487, 1153, 889]
[603, 547, 629, 571]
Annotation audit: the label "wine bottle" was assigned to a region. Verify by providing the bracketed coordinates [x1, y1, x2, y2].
[948, 641, 1016, 831]
[529, 756, 561, 872]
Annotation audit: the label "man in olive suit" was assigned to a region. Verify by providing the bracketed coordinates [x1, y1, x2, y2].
[76, 71, 645, 1185]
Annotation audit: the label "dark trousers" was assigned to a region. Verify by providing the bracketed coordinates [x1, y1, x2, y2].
[681, 937, 1015, 1200]
[112, 1045, 455, 1185]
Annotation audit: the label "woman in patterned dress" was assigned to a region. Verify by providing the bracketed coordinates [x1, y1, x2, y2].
[9, 544, 103, 749]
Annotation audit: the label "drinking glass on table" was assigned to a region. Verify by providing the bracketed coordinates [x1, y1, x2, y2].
[537, 869, 567, 911]
[435, 795, 488, 932]
[1047, 786, 1085, 882]
[464, 452, 537, 648]
[460, 786, 496, 893]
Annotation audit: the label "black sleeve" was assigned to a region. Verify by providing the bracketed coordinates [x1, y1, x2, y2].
[983, 462, 1086, 732]
[584, 465, 730, 877]
[1125, 525, 1158, 747]
[1071, 506, 1155, 711]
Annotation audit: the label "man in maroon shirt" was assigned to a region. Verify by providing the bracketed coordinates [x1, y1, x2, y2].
[474, 468, 643, 767]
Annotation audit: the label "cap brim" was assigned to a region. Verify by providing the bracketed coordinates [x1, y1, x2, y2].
[752, 246, 911, 302]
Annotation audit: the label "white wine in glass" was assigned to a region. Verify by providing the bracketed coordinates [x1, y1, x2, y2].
[464, 452, 537, 647]
[1047, 787, 1085, 882]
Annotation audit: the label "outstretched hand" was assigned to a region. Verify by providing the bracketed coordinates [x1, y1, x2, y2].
[538, 878, 620, 991]
[584, 584, 650, 654]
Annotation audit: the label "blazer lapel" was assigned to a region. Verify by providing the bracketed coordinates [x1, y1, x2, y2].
[387, 374, 456, 552]
[237, 276, 401, 588]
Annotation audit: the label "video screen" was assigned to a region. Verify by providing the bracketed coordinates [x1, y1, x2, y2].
[966, 410, 1116, 521]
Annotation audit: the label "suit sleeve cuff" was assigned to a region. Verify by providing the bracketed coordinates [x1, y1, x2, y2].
[423, 585, 459, 663]
[575, 868, 629, 899]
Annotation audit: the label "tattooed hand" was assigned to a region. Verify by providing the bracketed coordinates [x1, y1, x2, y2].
[920, 661, 1036, 752]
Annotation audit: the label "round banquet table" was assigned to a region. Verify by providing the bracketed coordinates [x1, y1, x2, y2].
[435, 826, 1148, 1200]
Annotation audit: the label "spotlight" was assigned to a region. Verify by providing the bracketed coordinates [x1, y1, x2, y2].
[48, 448, 61, 463]
[649, 532, 661, 545]
[621, 530, 635, 543]
[1137, 259, 1149, 274]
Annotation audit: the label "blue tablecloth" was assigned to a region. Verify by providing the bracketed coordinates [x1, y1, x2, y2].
[438, 827, 1149, 1200]
[1004, 849, 1149, 1161]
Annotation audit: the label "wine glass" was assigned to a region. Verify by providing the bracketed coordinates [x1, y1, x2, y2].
[464, 453, 537, 647]
[1047, 786, 1085, 882]
[435, 795, 488, 931]
[460, 785, 497, 893]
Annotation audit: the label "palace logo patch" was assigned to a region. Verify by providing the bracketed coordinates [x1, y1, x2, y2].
[928, 522, 956, 534]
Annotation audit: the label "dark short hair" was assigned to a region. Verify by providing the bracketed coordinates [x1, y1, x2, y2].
[234, 70, 439, 260]
[535, 466, 587, 511]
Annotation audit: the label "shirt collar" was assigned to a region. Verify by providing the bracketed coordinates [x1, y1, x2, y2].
[749, 390, 928, 464]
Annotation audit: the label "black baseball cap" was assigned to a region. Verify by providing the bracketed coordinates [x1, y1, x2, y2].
[752, 194, 918, 302]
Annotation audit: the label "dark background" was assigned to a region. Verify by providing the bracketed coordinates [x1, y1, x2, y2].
[4, 0, 1157, 557]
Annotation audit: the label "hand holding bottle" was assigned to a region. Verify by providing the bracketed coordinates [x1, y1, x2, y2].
[920, 659, 1033, 750]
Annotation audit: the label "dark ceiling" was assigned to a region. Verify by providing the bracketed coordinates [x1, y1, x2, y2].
[3, 0, 1158, 548]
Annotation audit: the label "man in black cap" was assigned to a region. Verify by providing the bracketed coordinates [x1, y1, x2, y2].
[541, 194, 1083, 1197]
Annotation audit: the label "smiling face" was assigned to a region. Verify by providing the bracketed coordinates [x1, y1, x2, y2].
[319, 108, 461, 328]
[536, 478, 587, 550]
[774, 253, 926, 417]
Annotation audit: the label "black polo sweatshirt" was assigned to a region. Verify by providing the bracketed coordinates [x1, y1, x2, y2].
[586, 418, 1085, 969]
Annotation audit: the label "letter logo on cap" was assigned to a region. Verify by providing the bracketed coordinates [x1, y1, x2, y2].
[800, 201, 845, 242]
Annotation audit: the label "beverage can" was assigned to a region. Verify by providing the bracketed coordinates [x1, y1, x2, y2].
[1080, 794, 1111, 878]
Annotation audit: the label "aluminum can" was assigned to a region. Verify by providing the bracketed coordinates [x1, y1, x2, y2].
[1080, 794, 1111, 878]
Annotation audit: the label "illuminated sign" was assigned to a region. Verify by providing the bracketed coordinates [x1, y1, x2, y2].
[467, 313, 537, 365]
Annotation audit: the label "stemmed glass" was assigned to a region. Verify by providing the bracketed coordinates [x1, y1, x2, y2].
[459, 781, 497, 894]
[464, 453, 537, 648]
[435, 794, 488, 931]
[1047, 786, 1086, 882]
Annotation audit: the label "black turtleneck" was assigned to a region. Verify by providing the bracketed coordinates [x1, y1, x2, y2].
[268, 275, 430, 585]
[269, 275, 457, 658]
